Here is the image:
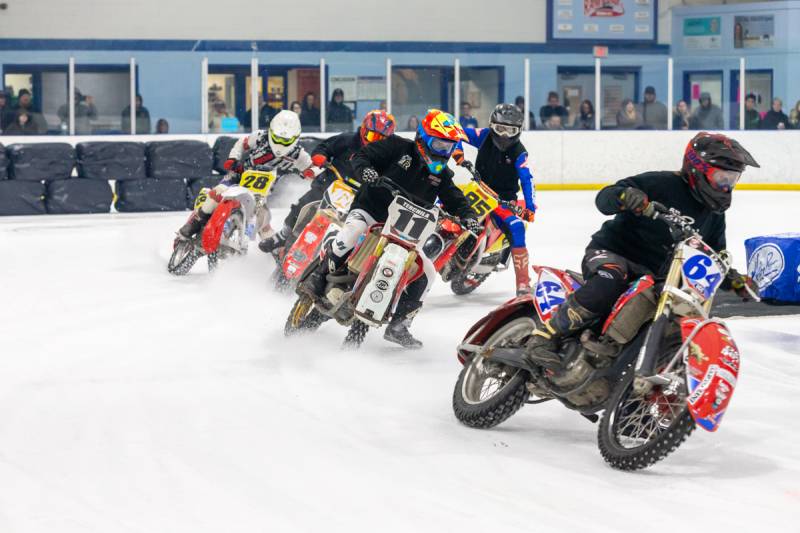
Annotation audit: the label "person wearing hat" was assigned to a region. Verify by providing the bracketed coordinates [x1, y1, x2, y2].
[689, 92, 724, 130]
[326, 88, 354, 129]
[638, 86, 667, 129]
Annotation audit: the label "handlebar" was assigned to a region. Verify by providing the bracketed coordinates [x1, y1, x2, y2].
[648, 201, 698, 241]
[374, 176, 435, 209]
[461, 163, 535, 221]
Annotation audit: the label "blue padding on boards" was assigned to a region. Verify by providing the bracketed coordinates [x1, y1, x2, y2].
[46, 179, 113, 214]
[146, 141, 213, 179]
[7, 143, 75, 181]
[746, 234, 800, 303]
[77, 142, 147, 180]
[115, 178, 188, 212]
[0, 180, 46, 215]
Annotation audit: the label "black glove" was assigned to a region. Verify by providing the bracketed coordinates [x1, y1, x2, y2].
[618, 187, 650, 215]
[728, 268, 759, 301]
[461, 217, 482, 235]
[361, 167, 379, 185]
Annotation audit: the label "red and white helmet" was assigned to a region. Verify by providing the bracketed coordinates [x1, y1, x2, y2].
[360, 110, 396, 145]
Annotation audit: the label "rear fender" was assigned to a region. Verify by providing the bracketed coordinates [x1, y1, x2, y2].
[680, 318, 740, 432]
[282, 211, 333, 280]
[202, 199, 240, 254]
[457, 294, 536, 364]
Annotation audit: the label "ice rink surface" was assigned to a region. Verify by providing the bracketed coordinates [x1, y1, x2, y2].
[1, 190, 798, 533]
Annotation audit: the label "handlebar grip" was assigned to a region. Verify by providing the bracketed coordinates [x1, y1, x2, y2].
[646, 201, 668, 218]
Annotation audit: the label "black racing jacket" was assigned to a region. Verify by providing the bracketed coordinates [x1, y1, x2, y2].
[350, 135, 474, 223]
[589, 171, 726, 276]
[474, 137, 527, 202]
[311, 130, 363, 185]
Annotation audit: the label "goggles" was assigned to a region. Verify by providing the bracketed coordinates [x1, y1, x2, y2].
[426, 137, 457, 157]
[490, 122, 520, 138]
[363, 130, 386, 143]
[707, 168, 742, 192]
[270, 130, 298, 147]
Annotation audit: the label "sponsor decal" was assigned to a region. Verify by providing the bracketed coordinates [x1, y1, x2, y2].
[688, 364, 717, 405]
[382, 267, 394, 277]
[748, 243, 785, 290]
[398, 155, 412, 170]
[370, 290, 384, 303]
[375, 280, 389, 291]
[304, 232, 318, 244]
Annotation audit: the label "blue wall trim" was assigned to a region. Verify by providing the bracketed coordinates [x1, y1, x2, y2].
[3, 38, 670, 55]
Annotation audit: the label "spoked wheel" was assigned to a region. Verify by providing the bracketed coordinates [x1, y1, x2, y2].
[168, 239, 201, 276]
[452, 315, 533, 428]
[284, 295, 322, 336]
[598, 344, 694, 471]
[272, 267, 293, 292]
[342, 320, 369, 350]
[207, 253, 219, 272]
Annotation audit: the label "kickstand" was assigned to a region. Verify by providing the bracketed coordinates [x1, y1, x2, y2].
[581, 413, 600, 423]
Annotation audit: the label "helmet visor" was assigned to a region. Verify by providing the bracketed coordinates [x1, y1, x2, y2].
[708, 168, 742, 192]
[427, 137, 457, 157]
[363, 130, 386, 143]
[270, 130, 298, 147]
[490, 123, 520, 138]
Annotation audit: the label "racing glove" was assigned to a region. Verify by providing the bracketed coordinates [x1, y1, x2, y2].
[618, 187, 650, 215]
[311, 154, 328, 168]
[728, 268, 759, 301]
[361, 167, 380, 185]
[462, 217, 482, 235]
[520, 208, 536, 223]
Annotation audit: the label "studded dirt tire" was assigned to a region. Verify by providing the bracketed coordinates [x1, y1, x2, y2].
[167, 240, 201, 276]
[450, 271, 491, 296]
[598, 362, 695, 471]
[285, 295, 317, 337]
[451, 315, 533, 429]
[342, 320, 369, 349]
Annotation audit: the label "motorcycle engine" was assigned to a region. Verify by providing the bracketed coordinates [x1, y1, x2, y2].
[547, 341, 610, 407]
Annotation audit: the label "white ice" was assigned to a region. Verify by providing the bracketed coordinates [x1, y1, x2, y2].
[0, 190, 798, 533]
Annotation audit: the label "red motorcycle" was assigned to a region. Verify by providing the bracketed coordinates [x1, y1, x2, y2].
[451, 203, 749, 470]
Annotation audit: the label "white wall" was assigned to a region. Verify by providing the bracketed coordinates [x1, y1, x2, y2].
[1, 130, 795, 185]
[4, 0, 547, 42]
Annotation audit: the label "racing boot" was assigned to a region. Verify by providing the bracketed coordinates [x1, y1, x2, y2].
[512, 247, 532, 296]
[525, 296, 598, 368]
[178, 210, 211, 240]
[383, 299, 423, 349]
[258, 225, 289, 254]
[304, 244, 348, 299]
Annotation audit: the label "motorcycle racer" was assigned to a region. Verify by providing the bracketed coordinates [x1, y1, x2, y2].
[456, 103, 537, 296]
[526, 131, 761, 367]
[177, 110, 317, 240]
[303, 109, 480, 348]
[258, 110, 397, 253]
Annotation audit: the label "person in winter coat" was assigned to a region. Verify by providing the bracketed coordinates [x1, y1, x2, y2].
[524, 132, 760, 368]
[572, 100, 595, 130]
[638, 86, 668, 129]
[673, 100, 690, 130]
[57, 90, 97, 134]
[121, 94, 151, 134]
[300, 92, 321, 130]
[760, 98, 789, 130]
[743, 94, 761, 130]
[689, 93, 724, 130]
[616, 99, 641, 129]
[4, 111, 38, 135]
[326, 88, 354, 128]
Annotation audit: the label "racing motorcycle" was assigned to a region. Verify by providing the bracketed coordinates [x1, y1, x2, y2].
[285, 177, 442, 348]
[272, 165, 358, 290]
[168, 169, 278, 275]
[452, 202, 752, 471]
[424, 172, 532, 295]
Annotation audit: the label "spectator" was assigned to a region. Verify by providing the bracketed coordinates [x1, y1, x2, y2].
[743, 94, 761, 130]
[459, 102, 478, 128]
[0, 91, 10, 131]
[4, 111, 38, 135]
[514, 96, 536, 129]
[57, 89, 96, 134]
[760, 98, 789, 130]
[616, 99, 641, 129]
[241, 96, 274, 131]
[121, 94, 151, 134]
[689, 92, 724, 130]
[673, 100, 690, 130]
[300, 92, 320, 129]
[155, 118, 169, 134]
[406, 115, 420, 130]
[290, 101, 302, 115]
[572, 99, 595, 130]
[327, 88, 354, 127]
[638, 86, 667, 129]
[543, 114, 564, 130]
[208, 100, 233, 132]
[13, 89, 46, 134]
[789, 100, 800, 129]
[539, 91, 568, 125]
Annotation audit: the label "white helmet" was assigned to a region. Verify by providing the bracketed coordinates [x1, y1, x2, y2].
[268, 110, 301, 157]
